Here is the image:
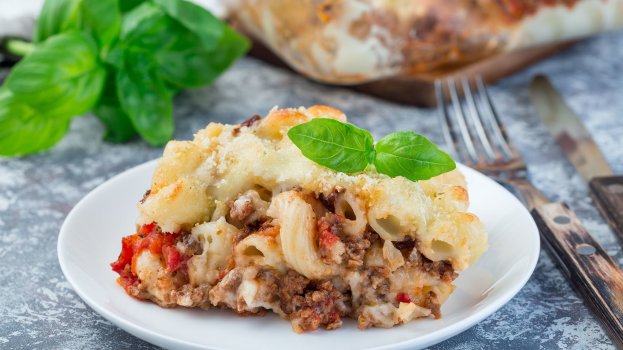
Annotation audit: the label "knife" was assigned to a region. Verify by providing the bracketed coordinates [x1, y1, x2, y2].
[530, 75, 623, 239]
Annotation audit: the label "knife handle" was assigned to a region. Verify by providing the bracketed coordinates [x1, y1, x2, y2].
[589, 176, 623, 239]
[532, 202, 623, 348]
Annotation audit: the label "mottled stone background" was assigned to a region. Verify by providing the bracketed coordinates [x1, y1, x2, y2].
[1, 30, 622, 349]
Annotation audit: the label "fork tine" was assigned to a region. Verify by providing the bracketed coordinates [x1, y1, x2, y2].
[475, 76, 514, 159]
[447, 78, 479, 164]
[461, 77, 497, 161]
[435, 80, 457, 157]
[436, 76, 526, 176]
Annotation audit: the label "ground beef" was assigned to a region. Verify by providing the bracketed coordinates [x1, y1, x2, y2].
[256, 269, 279, 304]
[330, 277, 353, 316]
[343, 242, 366, 267]
[317, 213, 375, 267]
[233, 227, 253, 245]
[229, 190, 270, 230]
[366, 229, 381, 244]
[241, 114, 262, 128]
[276, 270, 346, 332]
[232, 114, 262, 135]
[406, 241, 457, 282]
[421, 259, 457, 283]
[290, 280, 344, 332]
[317, 215, 346, 265]
[356, 267, 391, 307]
[139, 189, 151, 204]
[234, 222, 275, 245]
[317, 187, 344, 212]
[278, 270, 310, 315]
[317, 216, 337, 263]
[342, 234, 371, 268]
[319, 212, 344, 233]
[369, 268, 389, 289]
[177, 233, 202, 256]
[340, 229, 379, 268]
[393, 237, 415, 259]
[392, 238, 415, 250]
[209, 268, 243, 310]
[120, 264, 152, 301]
[171, 284, 211, 308]
[425, 291, 442, 319]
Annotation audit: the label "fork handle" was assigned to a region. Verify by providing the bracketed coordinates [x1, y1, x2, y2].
[532, 202, 623, 348]
[589, 175, 623, 240]
[504, 178, 549, 210]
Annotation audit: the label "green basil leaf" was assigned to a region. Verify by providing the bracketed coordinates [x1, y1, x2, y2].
[106, 3, 172, 68]
[103, 44, 124, 68]
[6, 31, 105, 118]
[114, 1, 248, 88]
[93, 72, 137, 143]
[0, 90, 71, 156]
[287, 118, 375, 174]
[116, 50, 173, 146]
[374, 131, 456, 181]
[153, 0, 223, 49]
[82, 0, 121, 50]
[34, 0, 83, 43]
[115, 3, 177, 54]
[120, 0, 145, 13]
[156, 26, 249, 88]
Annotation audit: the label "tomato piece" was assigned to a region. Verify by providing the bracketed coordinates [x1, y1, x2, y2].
[148, 233, 163, 254]
[138, 223, 157, 236]
[319, 229, 339, 248]
[111, 234, 140, 273]
[162, 232, 178, 247]
[396, 292, 412, 304]
[112, 223, 189, 300]
[118, 270, 137, 290]
[162, 245, 181, 272]
[132, 231, 163, 255]
[112, 224, 185, 290]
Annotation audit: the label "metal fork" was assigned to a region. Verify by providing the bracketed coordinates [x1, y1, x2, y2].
[435, 76, 623, 347]
[435, 76, 548, 210]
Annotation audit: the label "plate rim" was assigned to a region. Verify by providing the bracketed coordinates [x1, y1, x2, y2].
[58, 159, 540, 350]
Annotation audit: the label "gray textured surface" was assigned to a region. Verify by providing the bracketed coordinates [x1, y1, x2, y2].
[1, 30, 623, 349]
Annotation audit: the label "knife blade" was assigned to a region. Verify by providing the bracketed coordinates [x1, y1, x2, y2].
[530, 75, 612, 180]
[530, 74, 623, 239]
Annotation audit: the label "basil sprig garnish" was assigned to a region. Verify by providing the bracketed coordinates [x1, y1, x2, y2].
[288, 119, 456, 181]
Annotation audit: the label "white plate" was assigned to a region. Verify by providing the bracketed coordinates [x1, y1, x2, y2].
[58, 161, 540, 350]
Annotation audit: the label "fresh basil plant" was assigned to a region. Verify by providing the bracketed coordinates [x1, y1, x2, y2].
[0, 0, 249, 156]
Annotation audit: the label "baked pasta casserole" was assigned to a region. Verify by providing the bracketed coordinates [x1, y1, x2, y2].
[111, 105, 488, 332]
[227, 0, 623, 83]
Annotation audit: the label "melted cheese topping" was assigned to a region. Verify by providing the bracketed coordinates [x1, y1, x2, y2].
[138, 105, 487, 271]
